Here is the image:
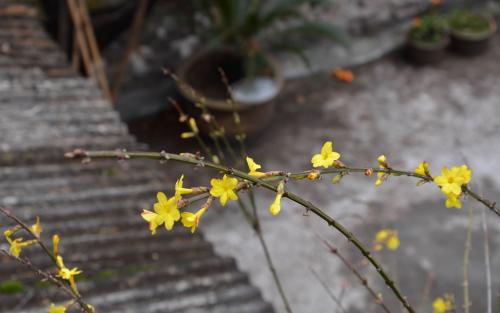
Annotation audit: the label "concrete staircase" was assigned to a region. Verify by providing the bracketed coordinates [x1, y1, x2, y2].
[0, 2, 273, 312]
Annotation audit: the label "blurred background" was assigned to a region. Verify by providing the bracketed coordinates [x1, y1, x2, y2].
[0, 0, 499, 312]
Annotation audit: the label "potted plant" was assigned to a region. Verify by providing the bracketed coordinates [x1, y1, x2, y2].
[406, 13, 449, 65]
[448, 9, 497, 56]
[176, 0, 346, 135]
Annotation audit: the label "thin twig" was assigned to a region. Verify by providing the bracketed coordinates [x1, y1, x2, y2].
[0, 208, 94, 313]
[482, 204, 493, 313]
[463, 206, 473, 313]
[65, 148, 500, 313]
[163, 69, 240, 164]
[1, 250, 90, 313]
[218, 68, 247, 158]
[310, 267, 348, 313]
[67, 149, 416, 313]
[318, 236, 392, 313]
[250, 192, 294, 313]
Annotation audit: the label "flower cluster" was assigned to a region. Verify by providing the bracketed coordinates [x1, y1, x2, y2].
[142, 175, 211, 234]
[3, 218, 41, 257]
[373, 229, 400, 251]
[2, 216, 90, 313]
[434, 165, 472, 209]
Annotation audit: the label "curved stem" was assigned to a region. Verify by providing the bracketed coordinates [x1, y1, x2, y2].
[66, 149, 420, 313]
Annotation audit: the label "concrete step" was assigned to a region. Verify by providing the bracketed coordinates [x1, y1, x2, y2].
[0, 2, 274, 312]
[0, 256, 238, 308]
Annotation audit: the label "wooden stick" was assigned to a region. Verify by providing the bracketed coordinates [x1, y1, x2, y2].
[71, 29, 80, 72]
[78, 0, 112, 102]
[111, 0, 150, 101]
[66, 0, 94, 79]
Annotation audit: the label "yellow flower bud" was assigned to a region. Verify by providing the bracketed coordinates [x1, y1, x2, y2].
[52, 234, 60, 257]
[180, 132, 195, 139]
[188, 118, 199, 133]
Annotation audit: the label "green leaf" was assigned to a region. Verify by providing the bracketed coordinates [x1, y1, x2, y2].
[282, 20, 349, 47]
[0, 280, 24, 294]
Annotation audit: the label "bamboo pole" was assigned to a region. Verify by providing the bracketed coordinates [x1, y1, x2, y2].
[77, 0, 112, 102]
[66, 0, 94, 79]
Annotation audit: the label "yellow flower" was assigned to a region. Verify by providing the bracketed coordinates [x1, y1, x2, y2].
[433, 298, 447, 313]
[48, 303, 66, 313]
[181, 208, 207, 233]
[374, 155, 389, 186]
[7, 237, 34, 257]
[210, 175, 239, 206]
[30, 217, 42, 238]
[374, 229, 400, 251]
[311, 141, 341, 168]
[434, 165, 472, 197]
[415, 161, 430, 177]
[432, 296, 453, 313]
[52, 234, 60, 257]
[269, 193, 282, 216]
[375, 172, 386, 187]
[375, 229, 389, 242]
[3, 225, 20, 240]
[175, 175, 193, 197]
[269, 181, 285, 216]
[246, 157, 266, 177]
[56, 256, 82, 280]
[457, 165, 472, 184]
[445, 194, 462, 209]
[386, 235, 400, 250]
[56, 255, 82, 295]
[141, 192, 181, 234]
[377, 155, 387, 167]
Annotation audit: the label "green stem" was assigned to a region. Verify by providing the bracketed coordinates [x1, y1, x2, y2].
[66, 149, 420, 313]
[247, 190, 293, 313]
[463, 207, 473, 313]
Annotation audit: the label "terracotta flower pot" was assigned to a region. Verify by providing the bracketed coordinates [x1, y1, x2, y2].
[450, 19, 497, 56]
[406, 36, 450, 65]
[176, 50, 284, 136]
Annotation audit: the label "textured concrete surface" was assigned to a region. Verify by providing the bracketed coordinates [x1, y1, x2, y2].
[187, 35, 500, 312]
[0, 2, 274, 312]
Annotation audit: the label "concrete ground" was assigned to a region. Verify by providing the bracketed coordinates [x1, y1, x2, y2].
[197, 36, 500, 312]
[128, 35, 500, 312]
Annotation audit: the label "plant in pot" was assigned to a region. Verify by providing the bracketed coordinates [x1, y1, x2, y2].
[448, 9, 497, 56]
[406, 13, 449, 65]
[176, 0, 346, 136]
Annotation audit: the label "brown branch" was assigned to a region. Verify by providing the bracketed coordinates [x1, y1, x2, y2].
[318, 237, 392, 313]
[0, 208, 94, 313]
